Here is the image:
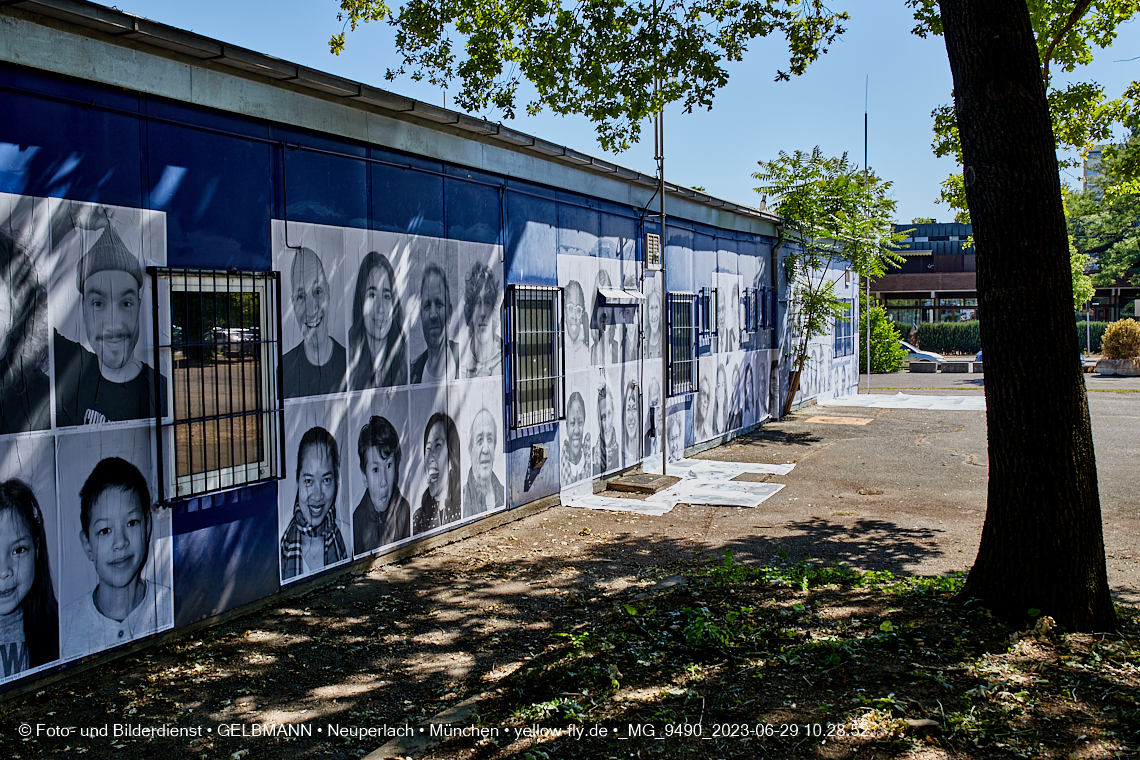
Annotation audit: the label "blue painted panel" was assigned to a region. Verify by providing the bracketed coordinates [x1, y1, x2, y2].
[445, 176, 500, 243]
[274, 127, 368, 229]
[505, 191, 557, 286]
[665, 225, 693, 293]
[0, 78, 142, 206]
[599, 211, 638, 260]
[145, 119, 273, 270]
[558, 203, 599, 256]
[172, 483, 281, 626]
[371, 149, 445, 236]
[506, 428, 559, 507]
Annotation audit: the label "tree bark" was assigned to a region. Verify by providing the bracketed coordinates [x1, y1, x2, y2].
[938, 0, 1115, 631]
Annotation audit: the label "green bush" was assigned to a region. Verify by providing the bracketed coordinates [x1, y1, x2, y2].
[1073, 319, 1111, 354]
[1102, 318, 1140, 359]
[859, 296, 908, 372]
[915, 321, 982, 355]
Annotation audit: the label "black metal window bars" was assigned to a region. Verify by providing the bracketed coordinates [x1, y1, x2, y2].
[149, 267, 285, 504]
[667, 292, 698, 397]
[508, 285, 563, 429]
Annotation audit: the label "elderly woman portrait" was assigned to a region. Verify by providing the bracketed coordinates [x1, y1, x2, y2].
[462, 408, 504, 518]
[352, 415, 411, 555]
[414, 412, 461, 533]
[0, 229, 49, 434]
[349, 251, 408, 390]
[461, 262, 502, 378]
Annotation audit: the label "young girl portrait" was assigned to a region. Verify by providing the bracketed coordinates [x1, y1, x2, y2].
[0, 479, 59, 681]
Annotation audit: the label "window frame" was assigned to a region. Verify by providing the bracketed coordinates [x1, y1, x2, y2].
[834, 297, 855, 358]
[667, 291, 698, 397]
[150, 267, 285, 504]
[507, 284, 564, 430]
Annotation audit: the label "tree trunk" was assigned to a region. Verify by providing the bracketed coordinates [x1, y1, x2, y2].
[938, 0, 1115, 630]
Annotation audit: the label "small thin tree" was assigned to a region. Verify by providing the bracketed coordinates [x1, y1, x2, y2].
[754, 149, 905, 415]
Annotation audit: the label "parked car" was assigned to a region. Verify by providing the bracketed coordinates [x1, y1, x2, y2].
[900, 340, 945, 363]
[975, 350, 982, 362]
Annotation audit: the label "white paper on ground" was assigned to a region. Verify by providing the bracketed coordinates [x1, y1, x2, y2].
[642, 457, 795, 478]
[565, 494, 677, 516]
[820, 393, 986, 411]
[646, 481, 785, 508]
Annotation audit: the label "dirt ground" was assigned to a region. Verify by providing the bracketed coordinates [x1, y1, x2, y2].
[1, 377, 1137, 759]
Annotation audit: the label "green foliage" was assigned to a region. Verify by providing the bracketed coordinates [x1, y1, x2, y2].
[916, 321, 982, 355]
[753, 148, 905, 399]
[910, 217, 935, 224]
[1102, 318, 1140, 359]
[330, 0, 848, 152]
[1068, 132, 1140, 288]
[1074, 319, 1111, 353]
[859, 293, 908, 373]
[907, 1, 1140, 212]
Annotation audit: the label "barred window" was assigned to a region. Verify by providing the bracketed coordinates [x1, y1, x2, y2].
[508, 285, 563, 429]
[667, 292, 698, 397]
[834, 298, 855, 357]
[151, 268, 284, 502]
[743, 287, 760, 334]
[698, 286, 717, 336]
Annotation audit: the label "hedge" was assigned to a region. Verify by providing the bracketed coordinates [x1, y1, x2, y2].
[915, 321, 981, 355]
[914, 319, 1110, 354]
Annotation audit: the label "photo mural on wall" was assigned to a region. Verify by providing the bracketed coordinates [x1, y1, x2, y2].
[0, 435, 59, 683]
[56, 425, 173, 661]
[0, 192, 171, 673]
[274, 220, 506, 577]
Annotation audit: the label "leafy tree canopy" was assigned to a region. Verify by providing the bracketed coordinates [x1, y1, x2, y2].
[907, 0, 1140, 217]
[753, 148, 905, 412]
[1067, 131, 1140, 289]
[330, 0, 847, 152]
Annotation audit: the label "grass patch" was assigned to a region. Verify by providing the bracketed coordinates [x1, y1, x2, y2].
[435, 552, 1140, 759]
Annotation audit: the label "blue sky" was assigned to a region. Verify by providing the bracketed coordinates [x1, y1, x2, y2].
[119, 1, 1139, 223]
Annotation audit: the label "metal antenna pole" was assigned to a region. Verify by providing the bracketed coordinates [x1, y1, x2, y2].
[655, 78, 667, 477]
[861, 76, 870, 396]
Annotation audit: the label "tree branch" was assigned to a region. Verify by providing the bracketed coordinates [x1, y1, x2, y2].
[1041, 0, 1093, 85]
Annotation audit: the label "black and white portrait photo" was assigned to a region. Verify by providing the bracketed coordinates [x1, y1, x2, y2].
[348, 238, 409, 390]
[351, 408, 412, 556]
[413, 411, 461, 533]
[620, 379, 641, 468]
[47, 199, 168, 427]
[592, 377, 619, 476]
[461, 407, 504, 518]
[0, 195, 50, 434]
[409, 239, 459, 384]
[460, 260, 502, 379]
[563, 279, 590, 368]
[644, 280, 662, 361]
[644, 376, 662, 459]
[57, 427, 173, 661]
[279, 399, 350, 582]
[0, 435, 59, 682]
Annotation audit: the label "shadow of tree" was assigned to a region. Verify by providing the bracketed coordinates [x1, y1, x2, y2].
[719, 517, 947, 575]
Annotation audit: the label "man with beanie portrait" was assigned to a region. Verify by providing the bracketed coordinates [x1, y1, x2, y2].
[54, 211, 166, 426]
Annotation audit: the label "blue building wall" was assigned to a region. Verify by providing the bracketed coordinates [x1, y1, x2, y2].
[0, 35, 802, 692]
